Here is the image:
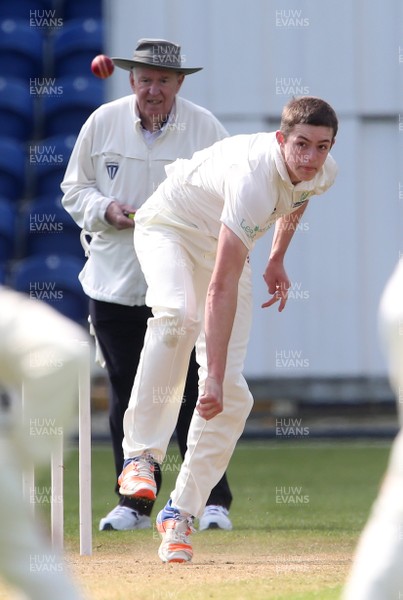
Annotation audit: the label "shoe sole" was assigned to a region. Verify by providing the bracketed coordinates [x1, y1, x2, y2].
[100, 521, 152, 531]
[161, 556, 189, 564]
[100, 523, 117, 531]
[158, 545, 192, 563]
[119, 485, 156, 500]
[118, 462, 156, 500]
[199, 518, 233, 531]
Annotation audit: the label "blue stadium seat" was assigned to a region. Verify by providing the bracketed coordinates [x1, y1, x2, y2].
[0, 138, 26, 201]
[20, 196, 84, 261]
[0, 77, 35, 142]
[51, 18, 104, 78]
[0, 198, 17, 263]
[28, 134, 77, 197]
[62, 0, 102, 21]
[0, 19, 44, 80]
[40, 76, 103, 137]
[9, 254, 88, 324]
[0, 0, 54, 21]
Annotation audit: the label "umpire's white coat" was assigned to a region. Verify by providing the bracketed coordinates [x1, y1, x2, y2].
[61, 94, 228, 306]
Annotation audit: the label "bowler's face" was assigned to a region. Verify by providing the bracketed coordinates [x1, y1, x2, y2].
[276, 124, 334, 184]
[130, 67, 184, 131]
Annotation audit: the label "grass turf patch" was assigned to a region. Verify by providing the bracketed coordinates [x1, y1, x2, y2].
[33, 439, 390, 599]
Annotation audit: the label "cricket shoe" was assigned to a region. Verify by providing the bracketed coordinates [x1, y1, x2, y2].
[156, 499, 195, 563]
[118, 455, 157, 500]
[199, 505, 232, 531]
[99, 505, 151, 531]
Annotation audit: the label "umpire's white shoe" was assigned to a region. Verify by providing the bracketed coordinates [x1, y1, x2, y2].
[199, 505, 233, 531]
[99, 505, 151, 531]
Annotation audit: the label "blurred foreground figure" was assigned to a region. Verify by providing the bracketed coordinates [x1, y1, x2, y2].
[343, 260, 403, 599]
[0, 288, 88, 600]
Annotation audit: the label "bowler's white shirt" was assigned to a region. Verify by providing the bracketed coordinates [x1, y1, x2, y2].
[143, 132, 337, 251]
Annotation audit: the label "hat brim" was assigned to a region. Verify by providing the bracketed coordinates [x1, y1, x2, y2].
[111, 57, 202, 75]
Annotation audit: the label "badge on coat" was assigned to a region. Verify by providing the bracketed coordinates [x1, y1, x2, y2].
[106, 163, 119, 180]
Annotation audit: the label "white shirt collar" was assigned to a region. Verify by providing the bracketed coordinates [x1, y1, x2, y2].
[135, 99, 177, 145]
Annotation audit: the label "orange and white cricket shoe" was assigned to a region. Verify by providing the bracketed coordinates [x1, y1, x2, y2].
[118, 455, 157, 500]
[157, 499, 194, 563]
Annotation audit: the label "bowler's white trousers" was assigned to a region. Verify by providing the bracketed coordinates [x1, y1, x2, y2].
[123, 205, 254, 517]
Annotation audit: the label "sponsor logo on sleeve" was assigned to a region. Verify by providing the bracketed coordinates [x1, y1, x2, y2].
[240, 219, 272, 241]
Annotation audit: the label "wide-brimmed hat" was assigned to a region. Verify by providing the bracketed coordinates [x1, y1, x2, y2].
[112, 38, 202, 75]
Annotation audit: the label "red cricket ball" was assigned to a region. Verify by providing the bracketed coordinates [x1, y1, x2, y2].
[91, 54, 114, 79]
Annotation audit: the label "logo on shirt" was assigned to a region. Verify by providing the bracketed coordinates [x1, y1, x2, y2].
[240, 219, 272, 241]
[292, 191, 312, 208]
[106, 163, 119, 180]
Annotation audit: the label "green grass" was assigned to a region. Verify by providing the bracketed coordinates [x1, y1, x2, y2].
[48, 439, 390, 539]
[35, 439, 391, 599]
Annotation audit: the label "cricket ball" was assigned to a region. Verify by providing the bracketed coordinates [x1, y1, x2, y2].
[91, 54, 114, 79]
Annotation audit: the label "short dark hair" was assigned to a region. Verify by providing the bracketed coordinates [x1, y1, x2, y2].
[280, 96, 338, 140]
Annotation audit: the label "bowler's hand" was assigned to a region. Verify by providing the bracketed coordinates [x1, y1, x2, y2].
[196, 377, 223, 420]
[262, 259, 290, 312]
[105, 200, 135, 230]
